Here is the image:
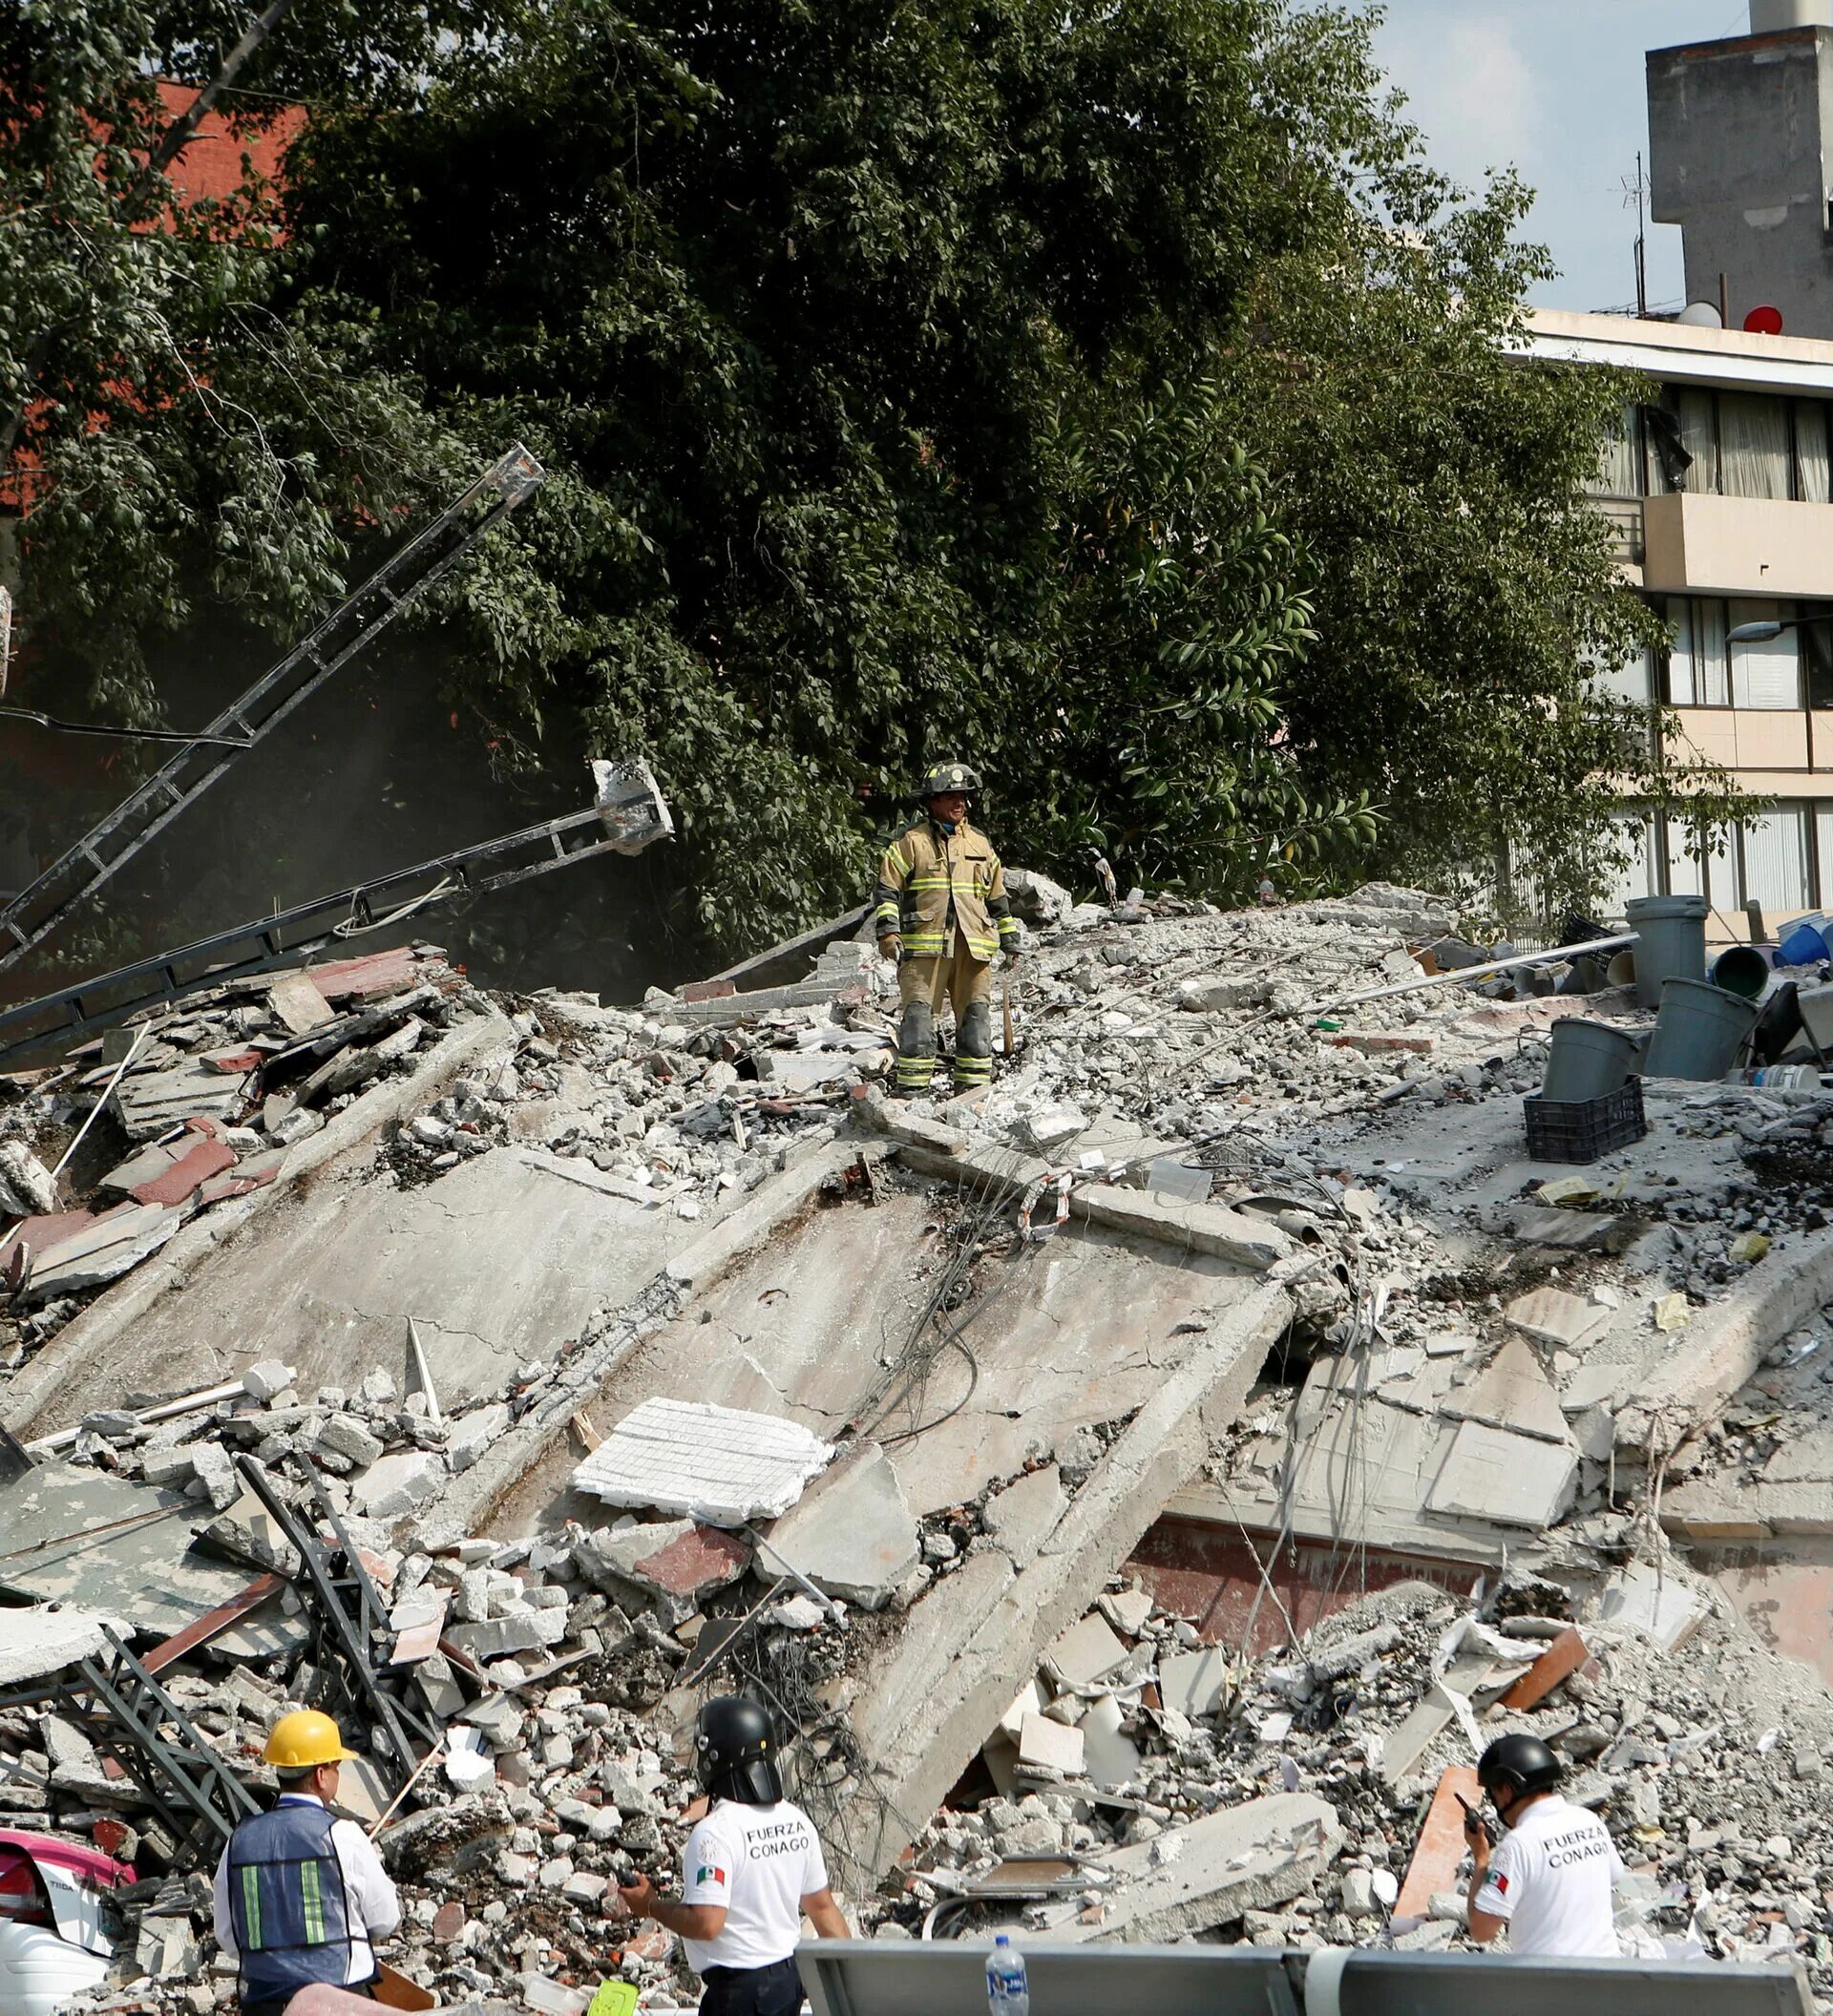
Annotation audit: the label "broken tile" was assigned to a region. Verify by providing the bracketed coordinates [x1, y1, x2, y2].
[1043, 1613, 1128, 1689]
[266, 971, 336, 1034]
[1423, 1419, 1578, 1529]
[1079, 1692, 1143, 1789]
[1503, 1287, 1608, 1352]
[1441, 1337, 1573, 1445]
[1016, 1711, 1085, 1778]
[1157, 1645, 1233, 1718]
[570, 1396, 832, 1523]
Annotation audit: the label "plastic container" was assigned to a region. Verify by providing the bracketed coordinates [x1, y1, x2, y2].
[1643, 976, 1760, 1082]
[986, 1934, 1029, 2016]
[1625, 894, 1709, 1012]
[1606, 951, 1638, 990]
[1540, 1018, 1641, 1103]
[1709, 944, 1771, 999]
[1524, 1080, 1648, 1164]
[1780, 917, 1830, 967]
[1728, 1064, 1822, 1094]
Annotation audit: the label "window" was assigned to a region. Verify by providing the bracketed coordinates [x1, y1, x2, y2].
[1719, 393, 1794, 499]
[1804, 620, 1833, 709]
[1741, 807, 1813, 913]
[1799, 401, 1832, 503]
[1600, 812, 1657, 916]
[1664, 597, 1730, 706]
[1675, 389, 1717, 493]
[1665, 815, 1706, 899]
[1591, 643, 1653, 704]
[1729, 599, 1801, 708]
[1587, 404, 1641, 499]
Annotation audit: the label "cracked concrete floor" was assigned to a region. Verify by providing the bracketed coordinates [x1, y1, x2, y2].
[494, 1177, 1262, 1532]
[14, 1146, 728, 1435]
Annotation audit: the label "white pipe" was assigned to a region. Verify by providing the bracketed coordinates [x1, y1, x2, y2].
[51, 1024, 150, 1179]
[27, 1376, 246, 1454]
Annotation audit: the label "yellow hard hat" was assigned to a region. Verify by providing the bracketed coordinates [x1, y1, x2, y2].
[263, 1710, 359, 1770]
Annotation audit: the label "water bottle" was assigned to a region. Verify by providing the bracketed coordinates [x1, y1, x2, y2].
[985, 1933, 1028, 2016]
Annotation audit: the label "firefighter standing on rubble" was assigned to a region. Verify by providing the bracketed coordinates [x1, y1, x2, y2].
[212, 1711, 402, 2016]
[871, 761, 1021, 1097]
[617, 1695, 849, 2016]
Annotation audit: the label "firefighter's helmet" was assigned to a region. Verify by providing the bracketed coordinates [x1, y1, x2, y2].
[920, 762, 982, 799]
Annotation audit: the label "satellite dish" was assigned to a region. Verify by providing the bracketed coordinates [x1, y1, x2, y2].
[1676, 301, 1725, 327]
[1744, 304, 1785, 334]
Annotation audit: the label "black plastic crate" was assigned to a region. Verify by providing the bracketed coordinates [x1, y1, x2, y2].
[1524, 1078, 1647, 1165]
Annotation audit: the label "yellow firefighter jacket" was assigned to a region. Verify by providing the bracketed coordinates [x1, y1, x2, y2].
[873, 817, 1020, 963]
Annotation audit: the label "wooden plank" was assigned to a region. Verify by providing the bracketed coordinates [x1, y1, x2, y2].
[142, 1573, 285, 1674]
[1394, 1765, 1482, 1924]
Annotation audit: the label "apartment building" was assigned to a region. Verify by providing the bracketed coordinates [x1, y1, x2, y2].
[1520, 306, 1833, 932]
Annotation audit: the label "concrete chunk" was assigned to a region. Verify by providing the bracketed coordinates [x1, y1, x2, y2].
[1065, 1793, 1343, 1942]
[764, 1444, 917, 1611]
[1158, 1644, 1233, 1719]
[447, 1402, 512, 1475]
[445, 1607, 567, 1661]
[1441, 1337, 1573, 1446]
[1043, 1613, 1128, 1689]
[1016, 1711, 1085, 1777]
[981, 1464, 1067, 1564]
[575, 1519, 750, 1623]
[351, 1450, 445, 1519]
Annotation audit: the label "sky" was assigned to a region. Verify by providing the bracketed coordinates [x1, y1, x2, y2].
[1361, 0, 1762, 313]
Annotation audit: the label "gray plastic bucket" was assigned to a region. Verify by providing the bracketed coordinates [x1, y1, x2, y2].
[1626, 894, 1709, 1012]
[1709, 944, 1771, 999]
[1643, 976, 1760, 1081]
[1541, 1019, 1642, 1102]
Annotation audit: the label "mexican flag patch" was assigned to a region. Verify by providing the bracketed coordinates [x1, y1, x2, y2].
[696, 1864, 727, 1887]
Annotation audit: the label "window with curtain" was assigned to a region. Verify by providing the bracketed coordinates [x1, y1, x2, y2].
[1586, 404, 1641, 498]
[1591, 644, 1652, 703]
[1799, 401, 1832, 503]
[1730, 599, 1801, 707]
[1742, 807, 1812, 913]
[1719, 393, 1794, 499]
[1675, 389, 1717, 493]
[1666, 597, 1730, 705]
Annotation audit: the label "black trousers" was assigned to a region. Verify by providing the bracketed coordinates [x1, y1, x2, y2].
[698, 1956, 803, 2016]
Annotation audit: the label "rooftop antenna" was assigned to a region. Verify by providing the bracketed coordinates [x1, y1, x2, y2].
[1620, 151, 1650, 317]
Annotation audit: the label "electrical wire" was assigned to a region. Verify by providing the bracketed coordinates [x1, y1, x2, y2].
[0, 704, 254, 748]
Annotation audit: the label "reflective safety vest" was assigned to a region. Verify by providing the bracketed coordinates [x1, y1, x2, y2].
[873, 817, 1018, 963]
[226, 1801, 356, 2005]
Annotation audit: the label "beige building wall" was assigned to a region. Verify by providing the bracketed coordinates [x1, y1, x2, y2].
[1644, 493, 1833, 599]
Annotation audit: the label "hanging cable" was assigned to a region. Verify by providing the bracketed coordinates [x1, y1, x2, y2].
[0, 704, 254, 748]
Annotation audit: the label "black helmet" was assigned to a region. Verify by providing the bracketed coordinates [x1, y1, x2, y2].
[1478, 1732, 1562, 1800]
[696, 1694, 784, 1806]
[920, 762, 982, 799]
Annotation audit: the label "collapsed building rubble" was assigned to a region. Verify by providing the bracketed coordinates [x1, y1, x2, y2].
[9, 878, 1833, 2010]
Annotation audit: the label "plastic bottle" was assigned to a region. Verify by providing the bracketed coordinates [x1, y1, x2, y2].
[985, 1933, 1029, 2016]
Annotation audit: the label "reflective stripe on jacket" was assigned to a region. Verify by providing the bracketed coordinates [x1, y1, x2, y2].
[225, 1801, 355, 2005]
[872, 817, 1018, 963]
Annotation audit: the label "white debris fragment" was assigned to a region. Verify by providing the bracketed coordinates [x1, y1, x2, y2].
[570, 1396, 833, 1523]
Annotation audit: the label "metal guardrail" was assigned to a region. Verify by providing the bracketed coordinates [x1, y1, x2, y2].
[795, 1940, 1814, 2016]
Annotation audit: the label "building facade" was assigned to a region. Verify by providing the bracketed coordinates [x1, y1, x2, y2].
[1520, 306, 1833, 931]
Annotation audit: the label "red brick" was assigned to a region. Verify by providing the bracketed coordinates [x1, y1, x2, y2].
[130, 1132, 237, 1206]
[1499, 1627, 1589, 1712]
[432, 1901, 465, 1944]
[1395, 1765, 1482, 1923]
[631, 1523, 750, 1598]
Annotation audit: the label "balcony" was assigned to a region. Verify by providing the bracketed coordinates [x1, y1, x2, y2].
[1643, 491, 1833, 598]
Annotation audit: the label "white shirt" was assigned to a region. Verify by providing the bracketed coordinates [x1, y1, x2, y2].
[1472, 1794, 1624, 1958]
[213, 1794, 402, 1984]
[679, 1799, 829, 1973]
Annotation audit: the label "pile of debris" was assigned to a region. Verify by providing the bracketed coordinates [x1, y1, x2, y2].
[0, 946, 481, 1371]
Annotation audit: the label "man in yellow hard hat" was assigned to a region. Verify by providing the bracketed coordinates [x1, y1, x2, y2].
[212, 1711, 402, 2016]
[871, 761, 1021, 1098]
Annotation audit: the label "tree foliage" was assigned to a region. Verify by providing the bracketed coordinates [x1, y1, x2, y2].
[3, 0, 1731, 962]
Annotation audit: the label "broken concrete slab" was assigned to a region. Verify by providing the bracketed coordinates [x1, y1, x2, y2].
[352, 1451, 445, 1519]
[1504, 1205, 1625, 1251]
[1441, 1337, 1574, 1446]
[1422, 1418, 1578, 1530]
[267, 971, 335, 1034]
[1016, 1711, 1085, 1778]
[571, 1396, 832, 1523]
[1503, 1287, 1609, 1352]
[111, 1054, 251, 1140]
[18, 1201, 187, 1304]
[761, 1443, 917, 1610]
[0, 1606, 137, 1687]
[1078, 1692, 1143, 1790]
[1064, 1792, 1343, 1942]
[842, 1280, 1289, 1882]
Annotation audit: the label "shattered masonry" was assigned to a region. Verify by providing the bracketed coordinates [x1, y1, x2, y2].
[6, 876, 1833, 2009]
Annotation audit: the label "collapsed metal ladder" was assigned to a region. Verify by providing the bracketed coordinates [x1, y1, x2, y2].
[0, 443, 545, 977]
[234, 1457, 442, 1786]
[0, 761, 672, 1064]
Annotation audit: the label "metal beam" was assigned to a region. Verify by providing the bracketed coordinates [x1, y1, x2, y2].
[0, 763, 671, 1066]
[0, 443, 545, 976]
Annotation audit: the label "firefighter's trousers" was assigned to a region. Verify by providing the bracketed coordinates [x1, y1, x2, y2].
[894, 944, 993, 1095]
